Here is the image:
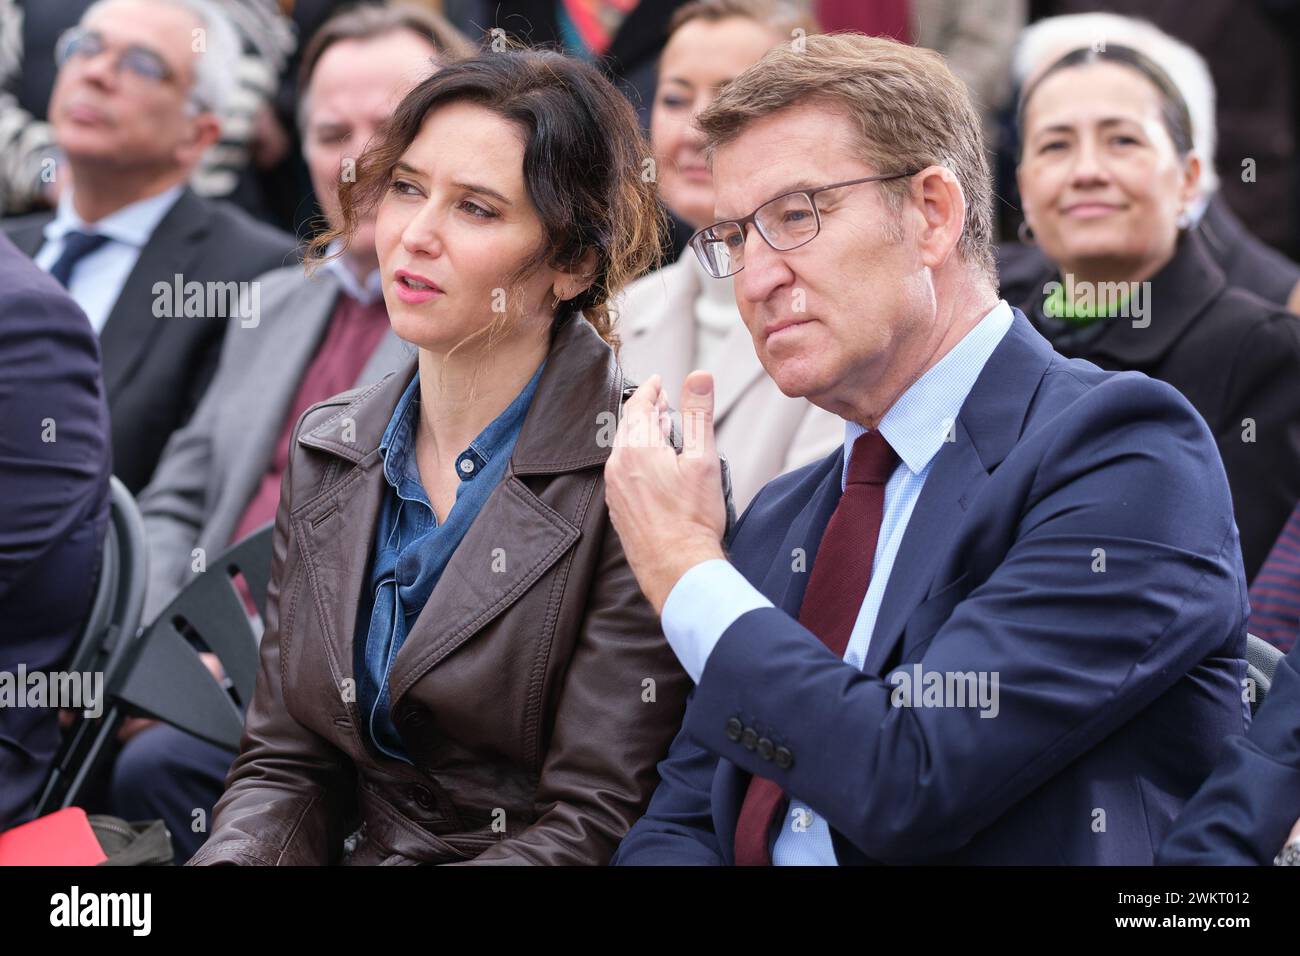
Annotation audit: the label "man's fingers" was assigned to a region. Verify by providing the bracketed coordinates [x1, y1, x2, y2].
[680, 370, 717, 461]
[614, 374, 668, 449]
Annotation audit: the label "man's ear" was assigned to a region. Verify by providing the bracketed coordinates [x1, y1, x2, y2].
[553, 248, 599, 302]
[913, 164, 966, 270]
[176, 111, 222, 168]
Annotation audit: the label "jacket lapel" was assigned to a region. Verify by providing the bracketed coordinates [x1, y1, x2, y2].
[290, 364, 413, 700]
[756, 451, 845, 616]
[860, 310, 1055, 677]
[387, 314, 625, 702]
[220, 271, 343, 524]
[98, 188, 210, 397]
[711, 318, 766, 426]
[621, 256, 697, 395]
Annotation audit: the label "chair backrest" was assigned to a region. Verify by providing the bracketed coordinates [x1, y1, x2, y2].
[106, 521, 277, 751]
[1245, 632, 1283, 715]
[34, 475, 147, 816]
[36, 522, 275, 813]
[66, 475, 148, 677]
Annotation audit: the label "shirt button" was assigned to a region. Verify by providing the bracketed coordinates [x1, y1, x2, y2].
[775, 747, 794, 770]
[459, 457, 475, 474]
[757, 737, 775, 761]
[724, 717, 743, 741]
[740, 728, 758, 751]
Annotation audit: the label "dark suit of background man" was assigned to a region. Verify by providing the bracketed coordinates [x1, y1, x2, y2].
[0, 231, 111, 832]
[1, 0, 294, 492]
[604, 34, 1248, 865]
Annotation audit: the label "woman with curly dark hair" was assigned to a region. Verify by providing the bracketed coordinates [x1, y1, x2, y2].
[190, 48, 697, 865]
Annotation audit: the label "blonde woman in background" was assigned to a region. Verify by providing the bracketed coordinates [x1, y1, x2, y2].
[616, 0, 841, 510]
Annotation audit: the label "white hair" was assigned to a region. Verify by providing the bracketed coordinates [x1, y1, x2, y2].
[1014, 12, 1219, 199]
[82, 0, 243, 115]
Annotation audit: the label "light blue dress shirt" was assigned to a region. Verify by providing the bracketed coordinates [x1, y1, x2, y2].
[356, 362, 545, 762]
[659, 299, 1015, 865]
[34, 184, 186, 334]
[322, 239, 384, 306]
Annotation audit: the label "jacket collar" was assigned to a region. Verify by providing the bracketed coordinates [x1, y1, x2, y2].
[621, 251, 770, 424]
[1024, 230, 1225, 369]
[297, 309, 624, 473]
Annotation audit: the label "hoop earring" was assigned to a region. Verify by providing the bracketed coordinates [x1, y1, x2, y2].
[1017, 220, 1035, 244]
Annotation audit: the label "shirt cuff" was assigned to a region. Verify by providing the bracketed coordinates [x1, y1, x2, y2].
[660, 558, 774, 683]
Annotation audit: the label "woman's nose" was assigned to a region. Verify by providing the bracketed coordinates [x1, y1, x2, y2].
[401, 203, 444, 257]
[1069, 138, 1110, 186]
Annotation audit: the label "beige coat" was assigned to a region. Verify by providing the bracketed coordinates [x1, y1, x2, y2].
[616, 252, 842, 510]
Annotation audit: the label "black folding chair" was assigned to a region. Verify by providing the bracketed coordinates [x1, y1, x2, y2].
[34, 476, 147, 815]
[36, 522, 275, 815]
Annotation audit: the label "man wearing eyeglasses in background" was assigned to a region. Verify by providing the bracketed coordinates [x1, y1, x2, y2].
[606, 33, 1251, 865]
[2, 0, 294, 493]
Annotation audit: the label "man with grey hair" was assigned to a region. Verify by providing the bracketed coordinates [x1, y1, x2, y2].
[1, 0, 294, 492]
[999, 11, 1300, 314]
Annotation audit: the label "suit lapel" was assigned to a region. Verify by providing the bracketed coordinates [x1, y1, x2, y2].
[861, 433, 988, 676]
[757, 452, 845, 617]
[711, 318, 766, 426]
[861, 311, 1055, 677]
[98, 189, 209, 397]
[220, 273, 343, 522]
[623, 257, 696, 394]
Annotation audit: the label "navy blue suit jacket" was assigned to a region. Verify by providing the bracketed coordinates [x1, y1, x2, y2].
[613, 310, 1250, 865]
[1158, 637, 1300, 865]
[0, 230, 111, 830]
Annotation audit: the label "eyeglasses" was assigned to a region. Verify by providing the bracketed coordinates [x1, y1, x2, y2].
[55, 26, 182, 91]
[688, 171, 920, 279]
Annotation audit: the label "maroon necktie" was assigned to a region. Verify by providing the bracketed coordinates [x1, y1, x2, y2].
[733, 429, 899, 866]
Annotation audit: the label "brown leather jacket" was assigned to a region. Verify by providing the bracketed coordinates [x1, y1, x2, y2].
[189, 314, 692, 865]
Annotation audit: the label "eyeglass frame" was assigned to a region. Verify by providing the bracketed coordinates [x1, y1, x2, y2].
[54, 26, 206, 111]
[687, 170, 922, 278]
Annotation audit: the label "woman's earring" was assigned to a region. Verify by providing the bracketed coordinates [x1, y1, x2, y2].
[1176, 209, 1193, 230]
[1017, 220, 1035, 244]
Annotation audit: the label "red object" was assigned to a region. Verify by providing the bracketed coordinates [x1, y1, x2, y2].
[733, 430, 899, 865]
[0, 807, 108, 866]
[815, 0, 911, 43]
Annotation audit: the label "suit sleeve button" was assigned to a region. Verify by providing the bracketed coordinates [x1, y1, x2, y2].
[740, 728, 757, 750]
[725, 717, 743, 741]
[775, 746, 793, 769]
[757, 737, 775, 760]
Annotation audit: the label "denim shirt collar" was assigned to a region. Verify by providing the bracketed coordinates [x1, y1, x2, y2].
[378, 360, 548, 505]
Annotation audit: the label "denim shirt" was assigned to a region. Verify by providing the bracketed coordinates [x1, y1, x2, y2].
[355, 362, 545, 761]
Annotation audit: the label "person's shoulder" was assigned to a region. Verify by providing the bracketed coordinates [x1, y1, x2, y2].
[194, 194, 300, 262]
[0, 207, 55, 242]
[616, 255, 695, 333]
[0, 230, 95, 342]
[1030, 355, 1213, 455]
